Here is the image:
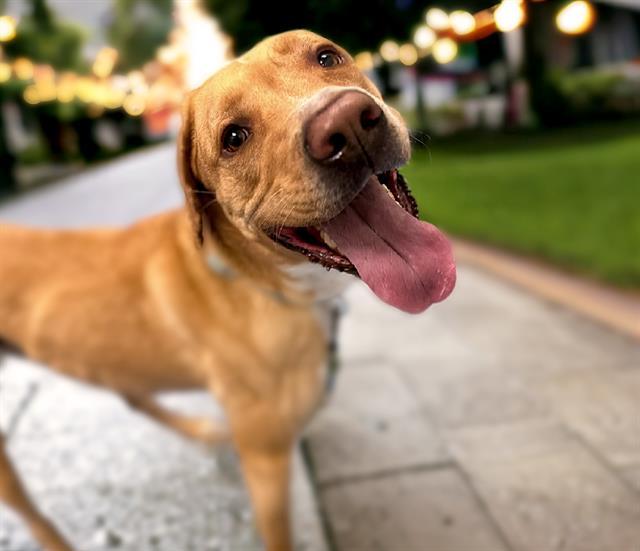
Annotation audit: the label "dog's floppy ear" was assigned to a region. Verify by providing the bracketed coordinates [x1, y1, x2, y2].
[178, 92, 209, 246]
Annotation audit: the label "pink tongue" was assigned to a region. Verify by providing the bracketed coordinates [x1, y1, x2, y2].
[322, 178, 456, 314]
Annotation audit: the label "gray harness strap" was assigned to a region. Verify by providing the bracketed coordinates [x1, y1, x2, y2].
[325, 298, 346, 395]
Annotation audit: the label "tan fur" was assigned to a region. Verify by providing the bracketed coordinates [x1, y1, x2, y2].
[0, 30, 410, 551]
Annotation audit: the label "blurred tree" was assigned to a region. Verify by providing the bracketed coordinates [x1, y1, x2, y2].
[203, 0, 426, 54]
[0, 87, 16, 194]
[108, 0, 173, 71]
[4, 0, 86, 71]
[0, 1, 15, 191]
[523, 0, 572, 127]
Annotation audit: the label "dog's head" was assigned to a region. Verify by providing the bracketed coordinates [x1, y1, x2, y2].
[179, 30, 455, 313]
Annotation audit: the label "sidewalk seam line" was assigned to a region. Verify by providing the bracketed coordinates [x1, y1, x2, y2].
[316, 459, 456, 489]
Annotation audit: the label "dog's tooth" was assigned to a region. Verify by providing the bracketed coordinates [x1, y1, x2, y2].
[383, 184, 395, 200]
[382, 184, 403, 207]
[320, 230, 339, 250]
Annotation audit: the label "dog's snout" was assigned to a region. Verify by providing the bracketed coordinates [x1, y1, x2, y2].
[305, 91, 383, 162]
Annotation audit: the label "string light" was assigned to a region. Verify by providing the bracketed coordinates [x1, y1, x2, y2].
[92, 47, 118, 79]
[23, 85, 40, 105]
[432, 38, 459, 64]
[413, 25, 436, 50]
[123, 94, 146, 116]
[0, 15, 17, 42]
[494, 0, 526, 33]
[380, 40, 400, 63]
[354, 51, 375, 71]
[0, 61, 10, 83]
[399, 43, 418, 66]
[556, 1, 596, 35]
[425, 8, 450, 31]
[14, 58, 34, 80]
[450, 10, 477, 35]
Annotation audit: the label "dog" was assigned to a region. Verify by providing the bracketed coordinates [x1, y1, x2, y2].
[0, 30, 456, 551]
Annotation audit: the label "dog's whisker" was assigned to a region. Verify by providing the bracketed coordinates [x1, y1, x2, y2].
[409, 131, 431, 148]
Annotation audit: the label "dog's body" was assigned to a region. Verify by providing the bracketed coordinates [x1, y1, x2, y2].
[0, 30, 455, 551]
[0, 209, 334, 551]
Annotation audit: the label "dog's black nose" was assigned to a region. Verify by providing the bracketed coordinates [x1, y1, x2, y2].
[305, 91, 383, 162]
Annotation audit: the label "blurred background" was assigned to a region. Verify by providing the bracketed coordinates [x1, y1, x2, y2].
[0, 0, 639, 288]
[1, 1, 639, 551]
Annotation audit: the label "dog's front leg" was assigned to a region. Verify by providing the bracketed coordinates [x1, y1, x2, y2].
[230, 406, 294, 551]
[240, 444, 292, 551]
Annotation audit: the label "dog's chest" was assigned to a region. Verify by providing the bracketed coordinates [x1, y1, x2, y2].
[283, 263, 350, 394]
[284, 262, 351, 336]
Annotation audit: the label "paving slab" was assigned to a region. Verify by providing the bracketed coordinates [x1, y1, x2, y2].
[622, 464, 640, 494]
[320, 467, 508, 551]
[447, 420, 640, 551]
[305, 364, 448, 485]
[540, 367, 640, 468]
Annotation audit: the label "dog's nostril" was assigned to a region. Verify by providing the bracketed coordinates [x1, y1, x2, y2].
[328, 133, 347, 157]
[360, 106, 382, 130]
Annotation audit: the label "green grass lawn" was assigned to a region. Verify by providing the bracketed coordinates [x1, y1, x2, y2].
[402, 121, 640, 288]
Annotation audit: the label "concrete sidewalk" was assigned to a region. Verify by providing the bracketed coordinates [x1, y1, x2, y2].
[305, 267, 640, 551]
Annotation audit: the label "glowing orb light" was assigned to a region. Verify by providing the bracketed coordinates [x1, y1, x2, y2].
[413, 25, 436, 49]
[432, 38, 459, 64]
[494, 0, 526, 33]
[380, 40, 400, 63]
[426, 8, 450, 31]
[450, 11, 476, 35]
[556, 1, 596, 35]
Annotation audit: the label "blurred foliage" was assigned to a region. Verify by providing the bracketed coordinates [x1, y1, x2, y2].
[525, 68, 640, 127]
[3, 0, 86, 71]
[203, 0, 491, 54]
[555, 70, 640, 119]
[108, 0, 173, 71]
[403, 121, 640, 287]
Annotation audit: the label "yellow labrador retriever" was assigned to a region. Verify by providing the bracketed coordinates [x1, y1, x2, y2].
[0, 30, 455, 551]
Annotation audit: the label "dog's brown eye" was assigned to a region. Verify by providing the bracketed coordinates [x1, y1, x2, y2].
[222, 125, 250, 154]
[317, 49, 343, 68]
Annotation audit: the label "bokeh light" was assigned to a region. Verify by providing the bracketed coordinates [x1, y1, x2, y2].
[425, 8, 450, 31]
[450, 10, 477, 36]
[0, 61, 11, 83]
[123, 94, 146, 116]
[432, 37, 459, 64]
[556, 1, 596, 35]
[0, 15, 17, 42]
[92, 47, 119, 79]
[14, 58, 34, 80]
[399, 43, 419, 66]
[23, 85, 40, 105]
[413, 25, 436, 49]
[380, 40, 400, 63]
[494, 0, 526, 33]
[354, 51, 374, 71]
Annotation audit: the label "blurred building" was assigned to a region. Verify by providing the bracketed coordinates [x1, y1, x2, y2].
[546, 0, 640, 68]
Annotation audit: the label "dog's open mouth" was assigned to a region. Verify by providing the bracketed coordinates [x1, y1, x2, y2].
[269, 170, 456, 313]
